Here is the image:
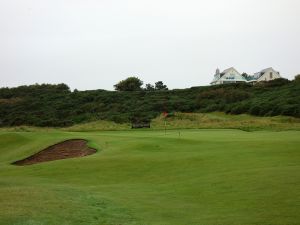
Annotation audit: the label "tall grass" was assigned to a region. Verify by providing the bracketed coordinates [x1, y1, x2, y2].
[1, 112, 299, 132]
[151, 112, 300, 131]
[62, 120, 130, 132]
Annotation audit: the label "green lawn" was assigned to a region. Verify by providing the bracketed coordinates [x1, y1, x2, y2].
[0, 129, 299, 225]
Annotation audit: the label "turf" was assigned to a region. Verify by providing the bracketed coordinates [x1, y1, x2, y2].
[0, 129, 299, 225]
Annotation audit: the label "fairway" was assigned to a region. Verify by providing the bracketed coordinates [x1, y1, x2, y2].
[0, 129, 299, 225]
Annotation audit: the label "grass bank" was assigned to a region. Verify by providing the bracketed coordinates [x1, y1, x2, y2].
[1, 112, 300, 132]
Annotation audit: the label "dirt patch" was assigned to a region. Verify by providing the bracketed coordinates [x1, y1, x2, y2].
[13, 139, 96, 166]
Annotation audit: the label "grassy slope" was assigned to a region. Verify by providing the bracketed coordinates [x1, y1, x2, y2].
[1, 112, 299, 132]
[0, 129, 299, 225]
[152, 112, 300, 131]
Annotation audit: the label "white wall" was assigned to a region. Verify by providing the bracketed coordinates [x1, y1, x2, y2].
[257, 68, 281, 82]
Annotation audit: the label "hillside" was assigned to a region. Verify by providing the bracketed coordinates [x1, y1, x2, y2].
[0, 79, 299, 127]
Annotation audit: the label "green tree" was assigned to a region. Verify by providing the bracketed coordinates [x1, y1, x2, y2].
[114, 77, 143, 91]
[155, 81, 168, 90]
[145, 83, 155, 91]
[294, 74, 300, 83]
[241, 73, 251, 80]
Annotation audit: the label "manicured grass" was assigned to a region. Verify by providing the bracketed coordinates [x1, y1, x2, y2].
[0, 129, 299, 225]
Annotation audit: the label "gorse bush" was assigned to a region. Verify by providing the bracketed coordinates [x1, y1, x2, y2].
[0, 79, 299, 127]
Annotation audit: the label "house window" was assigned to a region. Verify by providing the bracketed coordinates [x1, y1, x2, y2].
[270, 72, 273, 79]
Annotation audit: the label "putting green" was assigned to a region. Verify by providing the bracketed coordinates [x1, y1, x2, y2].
[0, 129, 299, 225]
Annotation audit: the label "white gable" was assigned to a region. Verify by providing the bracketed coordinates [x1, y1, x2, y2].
[219, 68, 246, 82]
[257, 68, 281, 82]
[211, 67, 247, 85]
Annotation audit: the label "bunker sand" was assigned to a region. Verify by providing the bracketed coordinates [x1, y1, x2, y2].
[13, 139, 96, 166]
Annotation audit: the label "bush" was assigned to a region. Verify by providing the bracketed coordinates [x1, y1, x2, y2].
[230, 103, 249, 114]
[114, 77, 143, 91]
[249, 105, 261, 116]
[294, 74, 300, 83]
[0, 81, 299, 127]
[258, 78, 290, 87]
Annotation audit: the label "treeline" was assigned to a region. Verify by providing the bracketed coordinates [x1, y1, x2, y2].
[0, 78, 299, 127]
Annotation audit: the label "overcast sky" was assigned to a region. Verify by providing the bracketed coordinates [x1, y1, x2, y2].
[0, 0, 299, 90]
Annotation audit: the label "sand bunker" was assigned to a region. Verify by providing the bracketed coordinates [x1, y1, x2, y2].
[13, 139, 96, 166]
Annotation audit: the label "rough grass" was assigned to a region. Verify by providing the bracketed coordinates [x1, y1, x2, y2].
[1, 112, 299, 132]
[0, 121, 129, 132]
[0, 129, 299, 225]
[152, 112, 300, 131]
[62, 120, 130, 132]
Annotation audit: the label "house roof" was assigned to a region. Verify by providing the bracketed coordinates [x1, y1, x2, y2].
[221, 67, 236, 74]
[260, 67, 274, 73]
[254, 67, 279, 78]
[219, 67, 239, 77]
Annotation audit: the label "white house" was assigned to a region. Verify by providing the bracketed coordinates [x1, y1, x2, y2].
[210, 67, 247, 85]
[210, 67, 282, 85]
[253, 67, 281, 82]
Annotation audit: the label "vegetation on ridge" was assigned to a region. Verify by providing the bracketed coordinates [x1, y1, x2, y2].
[0, 78, 299, 127]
